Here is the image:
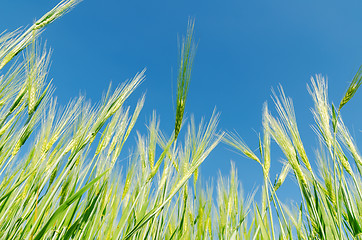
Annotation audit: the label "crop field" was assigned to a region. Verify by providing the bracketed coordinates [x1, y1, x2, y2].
[1, 1, 362, 239]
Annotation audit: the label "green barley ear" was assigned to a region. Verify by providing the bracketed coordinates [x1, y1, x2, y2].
[262, 103, 271, 177]
[339, 66, 362, 111]
[0, 0, 81, 71]
[25, 41, 51, 115]
[33, 0, 81, 31]
[12, 124, 33, 156]
[332, 104, 337, 132]
[48, 165, 58, 188]
[274, 161, 291, 191]
[122, 163, 134, 200]
[223, 132, 261, 165]
[175, 18, 196, 139]
[9, 85, 27, 114]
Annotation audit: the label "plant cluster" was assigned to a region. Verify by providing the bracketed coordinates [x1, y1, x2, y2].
[1, 1, 362, 239]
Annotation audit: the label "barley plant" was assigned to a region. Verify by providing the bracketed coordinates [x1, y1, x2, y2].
[2, 1, 362, 239]
[0, 1, 223, 239]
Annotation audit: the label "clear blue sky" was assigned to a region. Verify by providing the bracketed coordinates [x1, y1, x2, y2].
[2, 0, 362, 203]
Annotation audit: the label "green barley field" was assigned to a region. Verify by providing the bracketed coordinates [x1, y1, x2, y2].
[1, 1, 362, 239]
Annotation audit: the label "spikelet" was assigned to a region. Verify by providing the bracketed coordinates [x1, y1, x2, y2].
[174, 19, 196, 139]
[274, 162, 291, 191]
[21, 182, 30, 200]
[0, 32, 34, 70]
[0, 51, 17, 70]
[25, 42, 51, 116]
[174, 100, 185, 139]
[28, 85, 36, 115]
[193, 168, 198, 189]
[106, 72, 144, 119]
[122, 95, 145, 148]
[340, 152, 354, 176]
[339, 66, 362, 111]
[223, 132, 261, 165]
[64, 139, 75, 153]
[293, 164, 308, 187]
[207, 217, 212, 237]
[12, 139, 22, 156]
[262, 103, 271, 177]
[338, 119, 362, 167]
[45, 132, 59, 152]
[59, 177, 70, 205]
[265, 110, 296, 164]
[273, 87, 313, 175]
[325, 175, 336, 205]
[48, 166, 58, 187]
[107, 109, 129, 158]
[147, 113, 158, 168]
[33, 0, 80, 30]
[75, 155, 80, 167]
[148, 147, 154, 169]
[95, 119, 115, 156]
[95, 137, 105, 156]
[308, 76, 333, 148]
[9, 87, 26, 113]
[0, 114, 17, 136]
[121, 168, 133, 200]
[183, 159, 189, 176]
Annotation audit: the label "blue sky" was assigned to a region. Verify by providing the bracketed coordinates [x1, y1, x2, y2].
[2, 0, 362, 202]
